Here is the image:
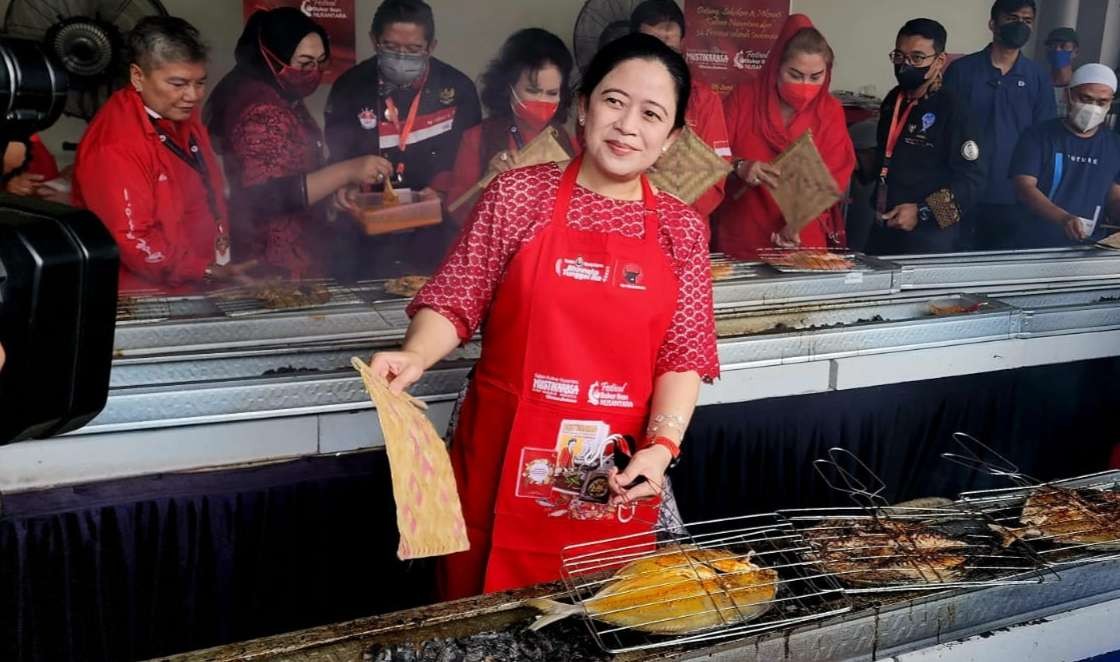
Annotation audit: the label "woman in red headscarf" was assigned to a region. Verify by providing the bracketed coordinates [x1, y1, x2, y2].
[715, 14, 855, 259]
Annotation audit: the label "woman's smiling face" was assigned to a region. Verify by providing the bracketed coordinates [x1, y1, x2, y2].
[579, 57, 680, 181]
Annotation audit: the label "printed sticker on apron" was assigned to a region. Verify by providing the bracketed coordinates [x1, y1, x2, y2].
[615, 260, 647, 291]
[550, 420, 620, 520]
[516, 447, 557, 499]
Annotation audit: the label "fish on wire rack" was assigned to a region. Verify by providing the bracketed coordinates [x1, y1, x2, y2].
[527, 546, 779, 635]
[990, 485, 1120, 550]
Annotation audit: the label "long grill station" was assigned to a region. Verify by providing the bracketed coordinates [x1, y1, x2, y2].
[30, 248, 1120, 660]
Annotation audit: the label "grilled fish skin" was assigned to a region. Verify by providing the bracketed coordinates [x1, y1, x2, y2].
[528, 547, 779, 635]
[993, 485, 1120, 550]
[801, 518, 971, 585]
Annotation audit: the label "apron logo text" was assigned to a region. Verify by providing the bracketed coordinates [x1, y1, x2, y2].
[531, 373, 581, 404]
[555, 256, 609, 283]
[587, 381, 635, 409]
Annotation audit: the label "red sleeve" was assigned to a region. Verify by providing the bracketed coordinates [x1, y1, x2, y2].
[445, 125, 483, 225]
[689, 87, 731, 221]
[26, 135, 59, 180]
[229, 104, 306, 186]
[656, 205, 721, 382]
[407, 170, 537, 340]
[76, 144, 208, 286]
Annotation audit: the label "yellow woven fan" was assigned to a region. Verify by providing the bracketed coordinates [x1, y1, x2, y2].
[448, 126, 572, 212]
[351, 357, 470, 560]
[647, 126, 732, 204]
[769, 129, 843, 233]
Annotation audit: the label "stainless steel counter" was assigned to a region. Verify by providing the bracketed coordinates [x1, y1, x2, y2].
[5, 249, 1120, 492]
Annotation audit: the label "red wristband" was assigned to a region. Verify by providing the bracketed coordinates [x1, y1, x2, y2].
[642, 435, 681, 459]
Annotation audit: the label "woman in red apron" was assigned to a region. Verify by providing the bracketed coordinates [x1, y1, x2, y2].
[371, 34, 720, 599]
[714, 14, 856, 259]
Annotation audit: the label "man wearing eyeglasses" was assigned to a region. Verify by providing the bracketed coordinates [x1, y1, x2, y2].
[943, 0, 1056, 250]
[324, 0, 481, 279]
[864, 19, 986, 255]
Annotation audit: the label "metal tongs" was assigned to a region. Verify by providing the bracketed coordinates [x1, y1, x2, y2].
[940, 432, 1037, 487]
[813, 447, 892, 516]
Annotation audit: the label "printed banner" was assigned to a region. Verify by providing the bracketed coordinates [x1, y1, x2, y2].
[243, 0, 356, 84]
[684, 0, 791, 97]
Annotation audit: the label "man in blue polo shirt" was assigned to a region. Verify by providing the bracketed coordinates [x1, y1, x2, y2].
[1011, 64, 1120, 248]
[943, 0, 1056, 250]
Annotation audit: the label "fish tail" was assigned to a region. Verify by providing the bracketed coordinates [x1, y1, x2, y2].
[526, 598, 583, 631]
[988, 523, 1022, 548]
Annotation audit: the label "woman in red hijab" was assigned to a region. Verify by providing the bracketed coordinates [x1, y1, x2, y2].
[715, 14, 855, 259]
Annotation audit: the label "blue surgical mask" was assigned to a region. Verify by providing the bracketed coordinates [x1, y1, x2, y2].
[1047, 49, 1074, 69]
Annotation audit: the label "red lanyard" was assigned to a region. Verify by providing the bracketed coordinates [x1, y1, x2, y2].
[879, 93, 919, 180]
[383, 70, 429, 179]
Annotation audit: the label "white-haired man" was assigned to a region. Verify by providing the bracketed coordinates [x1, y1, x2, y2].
[1011, 63, 1120, 247]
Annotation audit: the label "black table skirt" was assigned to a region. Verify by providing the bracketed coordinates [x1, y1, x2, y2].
[3, 357, 1118, 661]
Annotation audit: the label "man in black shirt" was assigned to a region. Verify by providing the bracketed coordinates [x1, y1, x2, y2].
[866, 19, 987, 255]
[325, 0, 481, 278]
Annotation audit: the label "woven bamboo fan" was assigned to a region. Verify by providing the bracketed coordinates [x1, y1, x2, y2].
[351, 357, 470, 560]
[448, 126, 572, 212]
[647, 126, 732, 204]
[769, 130, 842, 232]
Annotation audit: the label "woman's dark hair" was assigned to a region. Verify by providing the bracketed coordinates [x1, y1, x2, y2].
[372, 0, 435, 43]
[630, 0, 687, 37]
[579, 33, 690, 130]
[898, 18, 947, 54]
[234, 8, 330, 80]
[128, 16, 208, 71]
[479, 28, 573, 122]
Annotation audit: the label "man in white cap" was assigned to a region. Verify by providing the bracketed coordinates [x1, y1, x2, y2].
[1011, 63, 1120, 247]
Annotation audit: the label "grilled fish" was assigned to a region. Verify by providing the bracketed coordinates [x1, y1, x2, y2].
[528, 547, 779, 635]
[801, 518, 971, 585]
[992, 485, 1120, 551]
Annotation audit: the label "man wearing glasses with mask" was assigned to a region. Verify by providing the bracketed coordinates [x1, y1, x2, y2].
[943, 0, 1055, 250]
[865, 19, 985, 255]
[1011, 64, 1120, 248]
[325, 0, 481, 279]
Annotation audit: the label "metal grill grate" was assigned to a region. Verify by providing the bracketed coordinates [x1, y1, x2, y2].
[208, 280, 366, 317]
[116, 293, 222, 324]
[556, 513, 851, 654]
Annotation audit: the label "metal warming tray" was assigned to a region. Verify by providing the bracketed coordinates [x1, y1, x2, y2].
[990, 284, 1120, 338]
[894, 247, 1120, 290]
[711, 254, 899, 310]
[715, 293, 1014, 367]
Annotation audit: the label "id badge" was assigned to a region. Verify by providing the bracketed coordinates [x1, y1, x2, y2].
[215, 235, 231, 266]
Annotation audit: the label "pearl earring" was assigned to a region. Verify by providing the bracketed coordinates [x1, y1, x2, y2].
[578, 116, 585, 126]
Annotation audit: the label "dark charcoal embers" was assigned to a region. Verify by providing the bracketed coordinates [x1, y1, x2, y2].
[365, 620, 606, 662]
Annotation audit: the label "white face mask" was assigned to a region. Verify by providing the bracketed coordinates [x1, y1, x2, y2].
[1068, 99, 1108, 133]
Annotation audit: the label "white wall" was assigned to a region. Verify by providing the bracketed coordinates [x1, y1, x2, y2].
[4, 0, 1011, 160]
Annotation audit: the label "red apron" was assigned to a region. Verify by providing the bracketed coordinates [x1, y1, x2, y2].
[439, 158, 680, 599]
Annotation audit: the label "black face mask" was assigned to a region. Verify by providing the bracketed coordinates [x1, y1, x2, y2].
[997, 21, 1032, 49]
[894, 63, 932, 91]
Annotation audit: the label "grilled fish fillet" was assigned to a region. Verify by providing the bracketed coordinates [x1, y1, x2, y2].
[528, 547, 779, 635]
[801, 518, 971, 585]
[993, 485, 1120, 550]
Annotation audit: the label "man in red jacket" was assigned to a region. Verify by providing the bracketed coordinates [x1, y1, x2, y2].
[631, 0, 731, 235]
[74, 16, 251, 292]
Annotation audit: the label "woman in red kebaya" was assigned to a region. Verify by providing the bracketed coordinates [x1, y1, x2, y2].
[205, 7, 393, 278]
[371, 34, 719, 599]
[444, 28, 577, 224]
[716, 14, 856, 259]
